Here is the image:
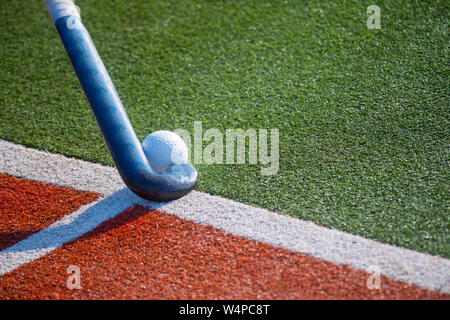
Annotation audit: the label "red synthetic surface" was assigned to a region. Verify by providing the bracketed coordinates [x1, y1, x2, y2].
[0, 202, 447, 300]
[0, 173, 100, 250]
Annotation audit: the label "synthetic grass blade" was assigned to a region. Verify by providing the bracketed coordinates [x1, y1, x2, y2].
[45, 0, 197, 202]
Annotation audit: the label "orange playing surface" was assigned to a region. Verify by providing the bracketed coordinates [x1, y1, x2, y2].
[0, 174, 447, 299]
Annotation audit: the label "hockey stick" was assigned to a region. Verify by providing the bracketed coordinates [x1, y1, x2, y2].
[45, 0, 197, 202]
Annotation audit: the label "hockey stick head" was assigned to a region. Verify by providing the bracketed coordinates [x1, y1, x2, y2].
[125, 161, 198, 202]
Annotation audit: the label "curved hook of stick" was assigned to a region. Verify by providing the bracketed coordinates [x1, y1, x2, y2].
[46, 1, 197, 202]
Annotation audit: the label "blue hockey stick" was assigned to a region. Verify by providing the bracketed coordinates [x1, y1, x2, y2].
[45, 0, 197, 202]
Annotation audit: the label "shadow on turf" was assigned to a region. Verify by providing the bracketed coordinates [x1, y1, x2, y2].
[0, 231, 40, 251]
[1, 188, 168, 253]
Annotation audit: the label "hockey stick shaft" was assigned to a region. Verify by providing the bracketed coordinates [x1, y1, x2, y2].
[45, 0, 197, 201]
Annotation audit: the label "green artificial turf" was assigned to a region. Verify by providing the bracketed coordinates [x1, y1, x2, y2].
[0, 0, 448, 257]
